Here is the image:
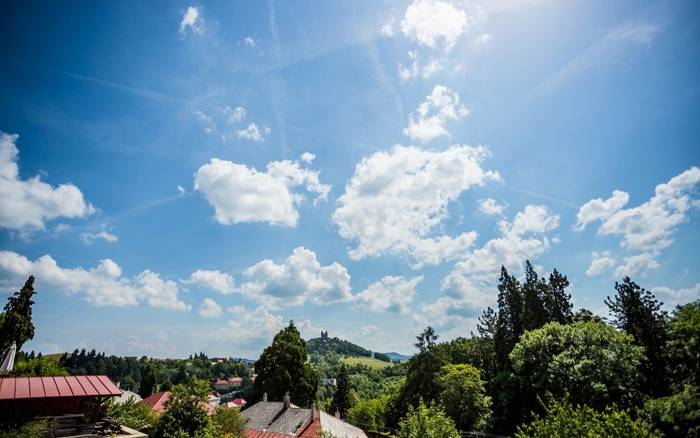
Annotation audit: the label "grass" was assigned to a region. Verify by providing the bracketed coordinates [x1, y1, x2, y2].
[341, 356, 392, 370]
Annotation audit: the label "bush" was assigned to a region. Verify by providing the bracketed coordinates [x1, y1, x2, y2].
[515, 399, 658, 438]
[644, 385, 700, 438]
[397, 400, 459, 438]
[106, 397, 157, 432]
[212, 407, 246, 437]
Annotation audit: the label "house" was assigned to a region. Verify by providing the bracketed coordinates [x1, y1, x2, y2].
[141, 391, 216, 416]
[0, 375, 145, 437]
[241, 393, 367, 438]
[320, 378, 337, 386]
[221, 398, 247, 409]
[213, 376, 243, 392]
[113, 389, 142, 404]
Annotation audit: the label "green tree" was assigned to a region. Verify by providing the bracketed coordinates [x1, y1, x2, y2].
[347, 397, 388, 432]
[11, 356, 67, 377]
[435, 364, 491, 431]
[511, 321, 644, 413]
[515, 398, 658, 438]
[545, 269, 573, 324]
[494, 266, 523, 369]
[212, 406, 246, 437]
[154, 379, 211, 438]
[106, 397, 157, 432]
[397, 400, 459, 438]
[522, 261, 549, 332]
[666, 300, 700, 387]
[253, 321, 318, 407]
[436, 337, 496, 383]
[606, 277, 669, 397]
[0, 276, 36, 352]
[387, 327, 447, 427]
[139, 365, 156, 399]
[644, 384, 700, 438]
[330, 364, 351, 418]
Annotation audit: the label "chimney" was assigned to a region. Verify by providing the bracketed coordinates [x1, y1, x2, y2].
[335, 410, 340, 419]
[310, 402, 317, 421]
[283, 391, 290, 409]
[263, 392, 268, 402]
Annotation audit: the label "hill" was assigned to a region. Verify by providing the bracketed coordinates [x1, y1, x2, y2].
[384, 352, 411, 362]
[341, 356, 392, 370]
[306, 333, 402, 363]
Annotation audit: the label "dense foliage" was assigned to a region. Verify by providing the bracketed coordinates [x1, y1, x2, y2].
[153, 379, 212, 438]
[397, 400, 460, 438]
[253, 321, 318, 407]
[0, 276, 36, 352]
[435, 364, 491, 431]
[515, 399, 658, 438]
[511, 321, 644, 412]
[106, 397, 157, 431]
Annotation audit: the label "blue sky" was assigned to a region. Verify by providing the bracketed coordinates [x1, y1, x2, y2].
[0, 0, 699, 358]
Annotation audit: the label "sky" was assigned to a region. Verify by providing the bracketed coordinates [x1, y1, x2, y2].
[0, 0, 699, 359]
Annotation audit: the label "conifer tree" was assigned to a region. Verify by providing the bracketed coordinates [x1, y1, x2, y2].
[330, 364, 351, 418]
[0, 276, 37, 352]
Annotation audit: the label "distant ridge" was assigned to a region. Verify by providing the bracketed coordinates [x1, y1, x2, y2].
[306, 332, 409, 363]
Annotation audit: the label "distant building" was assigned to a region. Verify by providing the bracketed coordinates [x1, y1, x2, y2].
[213, 376, 243, 392]
[320, 378, 337, 386]
[221, 398, 247, 409]
[141, 391, 216, 416]
[241, 393, 367, 438]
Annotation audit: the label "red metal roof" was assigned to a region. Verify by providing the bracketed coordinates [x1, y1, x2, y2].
[141, 391, 171, 414]
[245, 429, 293, 438]
[0, 376, 121, 400]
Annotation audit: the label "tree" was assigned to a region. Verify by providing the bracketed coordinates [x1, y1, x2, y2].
[545, 269, 573, 324]
[211, 406, 246, 437]
[11, 356, 67, 377]
[347, 397, 388, 432]
[435, 364, 491, 431]
[644, 384, 700, 438]
[0, 276, 36, 352]
[385, 328, 448, 428]
[253, 321, 318, 407]
[139, 365, 156, 398]
[106, 397, 157, 432]
[666, 300, 700, 388]
[330, 364, 351, 418]
[606, 277, 669, 397]
[154, 379, 211, 438]
[494, 266, 523, 370]
[436, 337, 496, 384]
[522, 261, 549, 332]
[510, 321, 644, 413]
[515, 398, 658, 438]
[397, 400, 460, 438]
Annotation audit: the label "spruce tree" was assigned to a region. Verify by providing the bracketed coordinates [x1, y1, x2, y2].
[546, 269, 573, 323]
[494, 266, 523, 370]
[330, 364, 351, 418]
[605, 277, 669, 397]
[139, 365, 156, 398]
[0, 276, 37, 352]
[521, 261, 548, 332]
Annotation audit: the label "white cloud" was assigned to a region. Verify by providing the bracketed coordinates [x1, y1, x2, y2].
[380, 19, 395, 37]
[404, 85, 468, 142]
[300, 152, 315, 164]
[399, 51, 444, 81]
[614, 253, 659, 277]
[0, 132, 95, 231]
[575, 190, 630, 230]
[443, 204, 560, 286]
[354, 276, 422, 314]
[237, 123, 270, 142]
[179, 6, 204, 35]
[479, 198, 505, 216]
[613, 22, 660, 44]
[215, 305, 284, 344]
[80, 230, 118, 245]
[242, 36, 256, 47]
[579, 168, 700, 252]
[0, 250, 189, 310]
[400, 0, 467, 50]
[333, 145, 500, 267]
[199, 298, 223, 318]
[194, 154, 330, 227]
[651, 283, 700, 308]
[177, 185, 186, 195]
[136, 270, 191, 311]
[240, 247, 353, 308]
[225, 106, 246, 124]
[586, 251, 616, 276]
[183, 269, 236, 294]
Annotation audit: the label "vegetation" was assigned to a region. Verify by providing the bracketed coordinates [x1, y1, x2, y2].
[397, 400, 460, 438]
[341, 356, 392, 370]
[153, 379, 212, 438]
[435, 364, 491, 431]
[253, 321, 318, 407]
[11, 354, 68, 377]
[329, 364, 351, 418]
[211, 406, 246, 437]
[515, 399, 658, 438]
[0, 276, 36, 352]
[106, 397, 157, 431]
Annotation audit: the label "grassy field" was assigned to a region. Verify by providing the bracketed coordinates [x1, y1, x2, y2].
[341, 356, 392, 370]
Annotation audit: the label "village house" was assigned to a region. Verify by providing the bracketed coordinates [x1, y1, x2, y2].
[213, 376, 243, 392]
[241, 393, 367, 438]
[141, 391, 216, 416]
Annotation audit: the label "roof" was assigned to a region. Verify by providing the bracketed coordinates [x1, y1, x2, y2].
[141, 391, 170, 414]
[0, 375, 121, 400]
[113, 390, 142, 404]
[241, 401, 309, 435]
[245, 429, 292, 438]
[318, 411, 367, 438]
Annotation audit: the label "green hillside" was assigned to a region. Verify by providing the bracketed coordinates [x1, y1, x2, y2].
[341, 355, 392, 370]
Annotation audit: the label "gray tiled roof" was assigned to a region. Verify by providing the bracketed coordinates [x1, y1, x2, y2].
[241, 401, 310, 435]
